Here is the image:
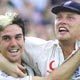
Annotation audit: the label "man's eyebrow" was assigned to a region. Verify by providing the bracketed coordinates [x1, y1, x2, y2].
[2, 35, 10, 37]
[2, 33, 23, 37]
[16, 33, 23, 36]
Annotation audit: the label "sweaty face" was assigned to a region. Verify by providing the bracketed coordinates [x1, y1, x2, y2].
[0, 24, 24, 63]
[55, 12, 80, 42]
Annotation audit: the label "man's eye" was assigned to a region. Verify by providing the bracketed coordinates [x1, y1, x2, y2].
[56, 16, 62, 20]
[68, 16, 72, 19]
[2, 36, 10, 41]
[56, 16, 61, 19]
[67, 16, 74, 20]
[15, 35, 22, 40]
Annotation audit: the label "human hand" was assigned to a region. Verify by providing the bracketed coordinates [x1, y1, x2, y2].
[15, 63, 27, 77]
[9, 63, 27, 77]
[0, 54, 27, 77]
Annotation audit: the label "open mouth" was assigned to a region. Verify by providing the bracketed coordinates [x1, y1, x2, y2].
[8, 47, 19, 54]
[59, 27, 69, 32]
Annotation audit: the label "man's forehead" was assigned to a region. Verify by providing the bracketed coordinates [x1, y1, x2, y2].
[57, 11, 79, 15]
[0, 26, 22, 37]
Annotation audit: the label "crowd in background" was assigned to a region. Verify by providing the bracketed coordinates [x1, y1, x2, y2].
[0, 0, 69, 40]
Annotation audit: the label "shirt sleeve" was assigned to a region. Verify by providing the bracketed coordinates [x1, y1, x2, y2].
[0, 76, 32, 80]
[0, 71, 32, 80]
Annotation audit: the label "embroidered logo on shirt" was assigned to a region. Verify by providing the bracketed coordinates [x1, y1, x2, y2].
[47, 60, 55, 73]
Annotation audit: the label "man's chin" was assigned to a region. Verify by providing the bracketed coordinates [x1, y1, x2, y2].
[8, 57, 20, 63]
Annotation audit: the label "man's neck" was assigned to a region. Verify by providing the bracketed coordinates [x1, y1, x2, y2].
[59, 41, 75, 59]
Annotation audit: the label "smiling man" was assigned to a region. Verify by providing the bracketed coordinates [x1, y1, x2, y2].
[0, 24, 23, 63]
[0, 13, 24, 64]
[0, 12, 36, 80]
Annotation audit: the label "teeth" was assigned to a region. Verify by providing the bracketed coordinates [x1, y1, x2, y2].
[59, 27, 69, 32]
[9, 49, 19, 53]
[59, 27, 66, 31]
[10, 50, 18, 53]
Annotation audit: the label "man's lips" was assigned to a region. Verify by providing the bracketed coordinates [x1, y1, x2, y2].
[8, 49, 19, 53]
[8, 47, 19, 54]
[59, 27, 69, 32]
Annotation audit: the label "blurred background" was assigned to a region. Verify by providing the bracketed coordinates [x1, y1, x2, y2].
[0, 0, 69, 40]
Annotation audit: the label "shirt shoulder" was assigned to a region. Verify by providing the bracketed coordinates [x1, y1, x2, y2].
[24, 37, 59, 58]
[25, 36, 59, 46]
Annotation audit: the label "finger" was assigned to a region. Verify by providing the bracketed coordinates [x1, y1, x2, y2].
[16, 63, 26, 71]
[9, 63, 26, 77]
[16, 68, 27, 77]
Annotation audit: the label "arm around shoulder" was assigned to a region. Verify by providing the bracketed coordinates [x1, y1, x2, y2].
[46, 48, 80, 80]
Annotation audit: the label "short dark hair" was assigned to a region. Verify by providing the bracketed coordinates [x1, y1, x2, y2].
[0, 12, 27, 36]
[12, 15, 26, 36]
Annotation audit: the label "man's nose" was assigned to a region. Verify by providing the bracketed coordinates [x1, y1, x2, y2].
[10, 38, 17, 46]
[59, 18, 67, 24]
